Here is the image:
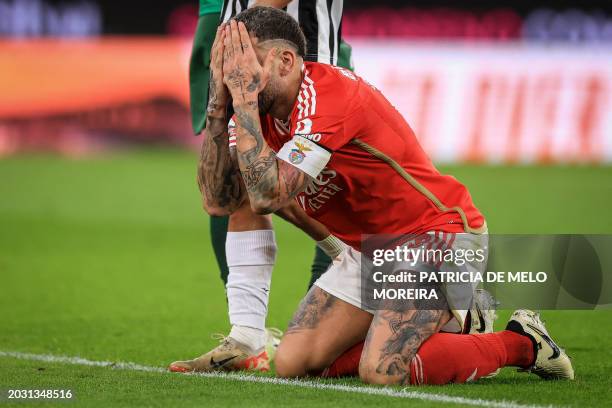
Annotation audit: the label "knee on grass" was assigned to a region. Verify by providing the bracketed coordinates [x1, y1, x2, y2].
[275, 342, 335, 378]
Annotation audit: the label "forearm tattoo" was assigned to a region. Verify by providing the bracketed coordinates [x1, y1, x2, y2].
[197, 115, 245, 212]
[233, 103, 311, 213]
[370, 309, 444, 384]
[207, 77, 221, 114]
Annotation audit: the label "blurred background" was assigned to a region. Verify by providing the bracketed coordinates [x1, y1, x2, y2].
[1, 0, 611, 162]
[1, 2, 611, 395]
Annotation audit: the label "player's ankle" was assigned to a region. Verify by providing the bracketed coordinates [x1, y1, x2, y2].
[498, 330, 535, 368]
[229, 325, 266, 351]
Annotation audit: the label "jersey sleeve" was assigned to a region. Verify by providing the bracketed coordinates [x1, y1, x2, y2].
[227, 116, 237, 148]
[228, 114, 285, 152]
[277, 66, 356, 178]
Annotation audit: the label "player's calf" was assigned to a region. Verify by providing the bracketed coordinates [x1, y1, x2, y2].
[359, 309, 451, 385]
[359, 309, 573, 386]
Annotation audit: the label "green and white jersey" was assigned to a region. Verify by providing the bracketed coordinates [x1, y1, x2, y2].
[200, 0, 223, 16]
[220, 0, 344, 66]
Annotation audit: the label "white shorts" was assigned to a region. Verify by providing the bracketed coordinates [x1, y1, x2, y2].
[314, 231, 489, 333]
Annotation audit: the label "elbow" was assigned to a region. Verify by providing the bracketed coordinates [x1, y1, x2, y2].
[202, 199, 232, 217]
[205, 206, 231, 217]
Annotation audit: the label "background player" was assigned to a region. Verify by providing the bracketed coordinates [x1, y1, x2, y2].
[170, 0, 352, 372]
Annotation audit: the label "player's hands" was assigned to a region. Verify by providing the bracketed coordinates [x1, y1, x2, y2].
[222, 20, 275, 107]
[207, 24, 230, 117]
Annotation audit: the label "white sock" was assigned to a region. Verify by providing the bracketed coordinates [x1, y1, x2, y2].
[225, 230, 276, 351]
[229, 325, 266, 351]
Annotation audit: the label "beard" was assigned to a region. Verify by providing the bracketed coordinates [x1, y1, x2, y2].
[257, 81, 277, 115]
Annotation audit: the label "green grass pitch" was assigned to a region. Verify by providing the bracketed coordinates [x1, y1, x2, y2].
[0, 150, 611, 407]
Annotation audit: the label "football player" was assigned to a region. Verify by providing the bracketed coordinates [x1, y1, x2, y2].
[191, 8, 574, 384]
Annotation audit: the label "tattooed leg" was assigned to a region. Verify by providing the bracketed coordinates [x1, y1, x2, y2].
[359, 308, 452, 385]
[275, 287, 371, 378]
[286, 286, 338, 333]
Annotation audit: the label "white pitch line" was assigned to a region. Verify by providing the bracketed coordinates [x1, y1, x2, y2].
[0, 351, 560, 408]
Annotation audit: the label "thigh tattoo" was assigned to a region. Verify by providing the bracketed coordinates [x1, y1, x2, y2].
[287, 287, 337, 332]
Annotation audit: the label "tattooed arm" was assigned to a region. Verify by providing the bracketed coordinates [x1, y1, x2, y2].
[222, 20, 312, 214]
[197, 114, 245, 215]
[233, 102, 312, 214]
[197, 25, 246, 215]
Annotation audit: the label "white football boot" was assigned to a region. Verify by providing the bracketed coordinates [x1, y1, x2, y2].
[506, 309, 574, 380]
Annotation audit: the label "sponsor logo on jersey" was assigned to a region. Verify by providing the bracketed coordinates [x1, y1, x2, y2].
[298, 168, 344, 212]
[289, 141, 312, 165]
[301, 133, 322, 142]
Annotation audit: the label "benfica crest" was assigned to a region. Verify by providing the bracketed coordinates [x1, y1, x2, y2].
[289, 141, 312, 165]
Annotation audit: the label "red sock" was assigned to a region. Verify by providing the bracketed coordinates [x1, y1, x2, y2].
[496, 330, 535, 368]
[321, 342, 364, 378]
[410, 331, 534, 385]
[319, 331, 534, 383]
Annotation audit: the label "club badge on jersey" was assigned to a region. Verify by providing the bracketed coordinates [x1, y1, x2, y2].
[278, 135, 331, 179]
[288, 141, 312, 165]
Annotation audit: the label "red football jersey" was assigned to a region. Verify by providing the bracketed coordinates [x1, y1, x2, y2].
[257, 62, 485, 250]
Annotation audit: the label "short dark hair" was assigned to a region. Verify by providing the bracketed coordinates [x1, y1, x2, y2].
[233, 6, 307, 57]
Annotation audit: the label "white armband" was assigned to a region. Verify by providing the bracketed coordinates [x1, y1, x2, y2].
[277, 135, 331, 179]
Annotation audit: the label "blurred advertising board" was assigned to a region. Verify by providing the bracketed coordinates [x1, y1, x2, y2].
[353, 41, 612, 164]
[0, 38, 610, 163]
[0, 38, 194, 155]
